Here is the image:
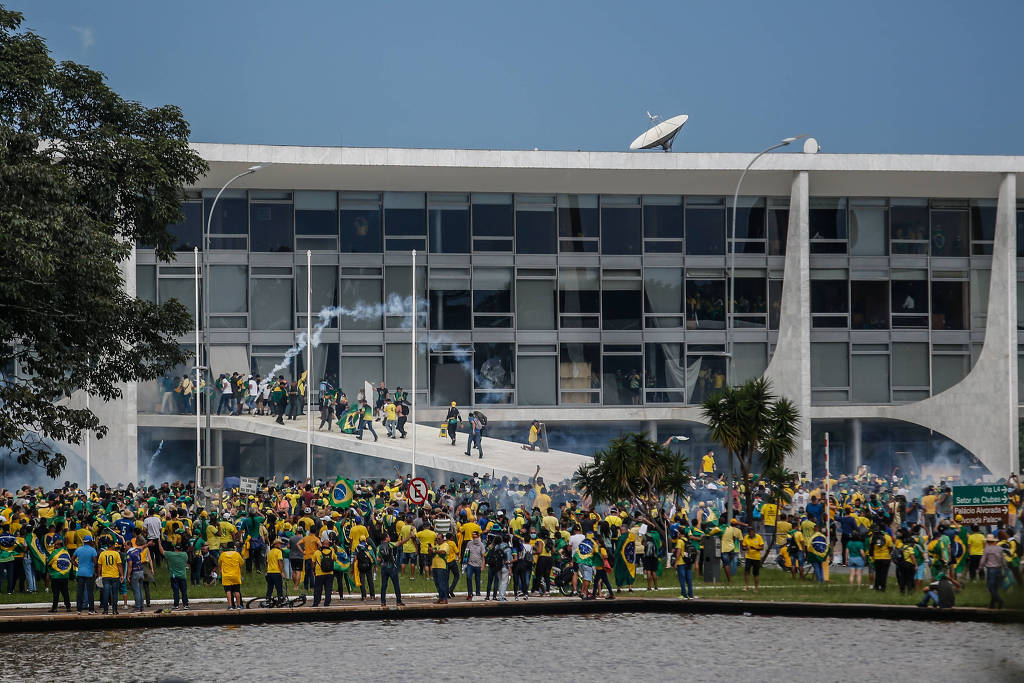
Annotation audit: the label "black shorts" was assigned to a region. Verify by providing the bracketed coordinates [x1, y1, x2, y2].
[223, 583, 241, 592]
[744, 559, 761, 576]
[642, 555, 659, 572]
[290, 558, 303, 571]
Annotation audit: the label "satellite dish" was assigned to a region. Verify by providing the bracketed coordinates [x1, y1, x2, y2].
[629, 114, 688, 152]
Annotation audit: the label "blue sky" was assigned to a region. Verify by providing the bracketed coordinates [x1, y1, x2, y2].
[17, 0, 1024, 153]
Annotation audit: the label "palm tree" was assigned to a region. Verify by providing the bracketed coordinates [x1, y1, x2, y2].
[700, 377, 800, 524]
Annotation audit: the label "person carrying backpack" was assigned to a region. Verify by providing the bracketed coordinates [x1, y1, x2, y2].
[312, 537, 336, 607]
[869, 525, 894, 592]
[464, 412, 485, 459]
[355, 541, 376, 601]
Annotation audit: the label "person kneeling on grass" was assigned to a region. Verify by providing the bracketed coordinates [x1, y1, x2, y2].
[218, 540, 244, 610]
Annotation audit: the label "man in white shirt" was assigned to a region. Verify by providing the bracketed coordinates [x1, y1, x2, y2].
[143, 511, 163, 566]
[216, 374, 233, 415]
[247, 376, 258, 414]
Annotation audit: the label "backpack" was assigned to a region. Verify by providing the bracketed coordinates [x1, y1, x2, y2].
[319, 549, 334, 573]
[378, 543, 397, 568]
[473, 411, 488, 428]
[898, 544, 917, 568]
[356, 544, 373, 568]
[486, 544, 504, 569]
[683, 544, 699, 566]
[872, 532, 887, 549]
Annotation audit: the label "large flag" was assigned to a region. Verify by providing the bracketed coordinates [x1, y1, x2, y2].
[331, 477, 355, 509]
[339, 406, 361, 434]
[26, 532, 47, 572]
[614, 532, 637, 587]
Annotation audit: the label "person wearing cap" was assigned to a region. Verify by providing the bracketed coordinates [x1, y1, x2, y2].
[980, 533, 1006, 609]
[444, 401, 462, 447]
[73, 534, 98, 613]
[165, 541, 191, 610]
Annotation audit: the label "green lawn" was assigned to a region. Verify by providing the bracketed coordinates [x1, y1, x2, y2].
[2, 563, 1019, 610]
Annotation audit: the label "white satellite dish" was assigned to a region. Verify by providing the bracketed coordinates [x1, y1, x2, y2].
[629, 113, 688, 152]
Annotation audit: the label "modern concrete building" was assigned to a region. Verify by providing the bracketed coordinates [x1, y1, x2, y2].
[107, 144, 1024, 484]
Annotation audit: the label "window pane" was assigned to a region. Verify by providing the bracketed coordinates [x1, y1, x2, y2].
[250, 278, 292, 330]
[733, 277, 766, 314]
[729, 197, 766, 239]
[849, 203, 887, 255]
[685, 199, 725, 255]
[851, 281, 889, 329]
[250, 203, 294, 252]
[295, 191, 338, 238]
[204, 194, 247, 235]
[168, 202, 203, 251]
[339, 279, 381, 330]
[930, 209, 969, 257]
[559, 268, 600, 313]
[429, 290, 471, 330]
[558, 195, 598, 238]
[732, 342, 767, 385]
[811, 342, 849, 388]
[892, 279, 927, 314]
[516, 201, 556, 254]
[474, 343, 514, 393]
[209, 266, 247, 313]
[931, 281, 968, 330]
[602, 354, 643, 405]
[601, 198, 642, 255]
[932, 354, 968, 393]
[645, 343, 685, 403]
[769, 279, 782, 329]
[296, 266, 339, 322]
[602, 280, 641, 330]
[970, 269, 989, 329]
[473, 268, 513, 313]
[811, 279, 848, 313]
[643, 198, 682, 239]
[472, 194, 513, 237]
[644, 268, 684, 316]
[518, 356, 557, 406]
[158, 278, 198, 322]
[137, 265, 156, 303]
[891, 201, 929, 241]
[517, 279, 555, 330]
[429, 205, 469, 254]
[430, 352, 472, 406]
[687, 279, 725, 329]
[341, 355, 383, 400]
[384, 266, 426, 328]
[851, 355, 889, 402]
[686, 355, 726, 403]
[560, 343, 600, 403]
[384, 192, 425, 236]
[809, 198, 847, 240]
[385, 342, 426, 392]
[768, 205, 789, 255]
[892, 342, 929, 387]
[340, 207, 382, 253]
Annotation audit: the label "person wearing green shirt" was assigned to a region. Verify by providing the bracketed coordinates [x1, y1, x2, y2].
[164, 542, 190, 610]
[271, 381, 287, 424]
[356, 399, 378, 442]
[846, 534, 867, 588]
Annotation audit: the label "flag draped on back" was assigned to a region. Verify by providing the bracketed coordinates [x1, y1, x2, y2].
[331, 477, 355, 509]
[26, 532, 47, 572]
[614, 531, 637, 586]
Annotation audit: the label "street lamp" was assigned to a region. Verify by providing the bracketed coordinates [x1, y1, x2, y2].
[202, 164, 267, 486]
[724, 137, 803, 522]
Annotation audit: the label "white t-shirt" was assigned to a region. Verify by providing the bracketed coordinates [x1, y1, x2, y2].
[248, 379, 258, 396]
[221, 378, 232, 395]
[568, 533, 585, 555]
[143, 515, 162, 540]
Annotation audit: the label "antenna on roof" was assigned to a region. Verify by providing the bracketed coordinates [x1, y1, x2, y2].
[630, 113, 688, 152]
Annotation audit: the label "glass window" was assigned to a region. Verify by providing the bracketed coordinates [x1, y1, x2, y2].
[851, 281, 889, 329]
[516, 279, 556, 330]
[644, 268, 684, 328]
[385, 342, 426, 393]
[167, 201, 203, 251]
[970, 200, 996, 255]
[428, 194, 469, 254]
[602, 352, 643, 405]
[559, 267, 599, 328]
[137, 265, 156, 303]
[517, 355, 557, 405]
[811, 277, 848, 328]
[892, 342, 929, 387]
[384, 265, 426, 329]
[204, 190, 247, 250]
[733, 276, 767, 314]
[516, 195, 556, 254]
[851, 355, 890, 403]
[474, 343, 514, 403]
[768, 279, 783, 330]
[158, 278, 197, 322]
[430, 349, 472, 406]
[931, 281, 968, 330]
[250, 202, 294, 252]
[890, 200, 929, 254]
[685, 197, 725, 255]
[728, 197, 766, 254]
[295, 191, 338, 250]
[1017, 208, 1024, 258]
[560, 343, 600, 404]
[645, 343, 686, 403]
[429, 289, 471, 330]
[601, 196, 642, 255]
[341, 355, 383, 401]
[472, 268, 512, 328]
[338, 278, 381, 330]
[472, 193, 513, 251]
[209, 265, 247, 314]
[602, 279, 641, 330]
[340, 192, 382, 253]
[932, 354, 968, 394]
[686, 355, 726, 404]
[732, 342, 767, 385]
[930, 209, 969, 257]
[643, 196, 683, 252]
[970, 269, 989, 330]
[810, 198, 847, 253]
[892, 272, 928, 327]
[250, 278, 292, 330]
[383, 192, 425, 251]
[686, 279, 725, 329]
[558, 194, 598, 253]
[767, 200, 789, 255]
[849, 200, 888, 256]
[296, 265, 338, 328]
[811, 342, 849, 389]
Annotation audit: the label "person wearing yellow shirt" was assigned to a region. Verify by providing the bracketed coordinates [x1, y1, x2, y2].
[868, 527, 893, 592]
[719, 520, 744, 582]
[265, 537, 285, 601]
[299, 529, 320, 591]
[920, 488, 938, 535]
[431, 536, 450, 604]
[217, 518, 236, 554]
[218, 541, 244, 609]
[97, 543, 123, 615]
[399, 519, 417, 579]
[312, 538, 337, 607]
[760, 502, 778, 553]
[775, 514, 793, 545]
[741, 527, 765, 592]
[701, 450, 716, 475]
[965, 525, 987, 580]
[416, 526, 438, 577]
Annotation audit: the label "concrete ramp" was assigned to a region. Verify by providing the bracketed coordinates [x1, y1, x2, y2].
[138, 414, 590, 482]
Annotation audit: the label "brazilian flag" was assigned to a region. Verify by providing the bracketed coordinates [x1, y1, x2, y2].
[649, 529, 665, 576]
[575, 538, 596, 564]
[26, 532, 48, 573]
[331, 477, 355, 509]
[614, 532, 637, 587]
[339, 406, 360, 434]
[334, 550, 352, 573]
[950, 535, 967, 572]
[47, 548, 72, 578]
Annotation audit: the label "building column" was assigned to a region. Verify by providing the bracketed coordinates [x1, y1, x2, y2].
[851, 418, 863, 473]
[763, 170, 812, 475]
[646, 420, 658, 444]
[213, 429, 223, 470]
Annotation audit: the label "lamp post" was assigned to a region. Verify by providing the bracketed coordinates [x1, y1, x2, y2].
[724, 137, 802, 522]
[203, 164, 266, 485]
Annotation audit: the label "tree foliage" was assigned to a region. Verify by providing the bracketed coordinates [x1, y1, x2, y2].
[0, 7, 206, 476]
[700, 376, 801, 523]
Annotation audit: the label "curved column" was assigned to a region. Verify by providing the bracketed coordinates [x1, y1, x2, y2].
[763, 170, 812, 474]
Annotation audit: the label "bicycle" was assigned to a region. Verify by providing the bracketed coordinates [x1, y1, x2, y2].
[245, 592, 307, 609]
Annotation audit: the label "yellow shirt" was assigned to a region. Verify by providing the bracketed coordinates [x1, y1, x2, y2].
[604, 514, 622, 528]
[701, 454, 715, 473]
[206, 523, 222, 550]
[267, 546, 284, 574]
[219, 550, 243, 585]
[741, 534, 765, 561]
[966, 533, 986, 556]
[431, 541, 450, 570]
[417, 528, 437, 554]
[541, 515, 559, 536]
[921, 495, 937, 515]
[720, 526, 743, 554]
[300, 534, 319, 560]
[529, 424, 540, 444]
[348, 524, 369, 552]
[775, 520, 792, 539]
[399, 524, 416, 553]
[384, 403, 397, 420]
[313, 548, 335, 577]
[870, 534, 893, 560]
[533, 487, 552, 514]
[458, 522, 482, 546]
[509, 516, 525, 533]
[217, 521, 236, 547]
[98, 549, 122, 578]
[761, 503, 778, 527]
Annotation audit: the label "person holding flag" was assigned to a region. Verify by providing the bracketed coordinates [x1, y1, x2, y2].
[613, 527, 637, 592]
[45, 536, 73, 612]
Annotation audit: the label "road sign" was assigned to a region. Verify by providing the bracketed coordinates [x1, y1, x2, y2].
[239, 476, 258, 495]
[406, 477, 428, 506]
[952, 484, 1008, 526]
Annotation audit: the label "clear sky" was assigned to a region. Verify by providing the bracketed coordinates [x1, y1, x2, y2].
[16, 0, 1024, 154]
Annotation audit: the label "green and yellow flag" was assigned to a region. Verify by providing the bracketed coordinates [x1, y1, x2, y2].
[614, 531, 637, 586]
[330, 477, 355, 509]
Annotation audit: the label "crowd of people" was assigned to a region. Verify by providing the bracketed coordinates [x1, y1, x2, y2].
[0, 458, 1020, 615]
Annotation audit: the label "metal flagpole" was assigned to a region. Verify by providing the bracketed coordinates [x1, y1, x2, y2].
[411, 249, 417, 480]
[194, 247, 201, 495]
[85, 392, 91, 492]
[824, 431, 831, 582]
[306, 250, 312, 481]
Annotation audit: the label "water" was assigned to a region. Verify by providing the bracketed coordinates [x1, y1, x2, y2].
[7, 613, 1021, 682]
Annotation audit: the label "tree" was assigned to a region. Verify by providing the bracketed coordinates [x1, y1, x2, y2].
[573, 432, 691, 562]
[0, 7, 206, 476]
[700, 377, 801, 524]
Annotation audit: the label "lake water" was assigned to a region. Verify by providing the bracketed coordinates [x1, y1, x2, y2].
[8, 613, 1022, 682]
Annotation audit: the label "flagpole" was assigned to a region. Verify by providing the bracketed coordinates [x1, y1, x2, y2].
[410, 249, 417, 480]
[824, 431, 831, 582]
[85, 392, 91, 492]
[194, 246, 201, 497]
[306, 249, 312, 481]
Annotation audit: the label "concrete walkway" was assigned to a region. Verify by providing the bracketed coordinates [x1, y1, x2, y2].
[140, 413, 591, 481]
